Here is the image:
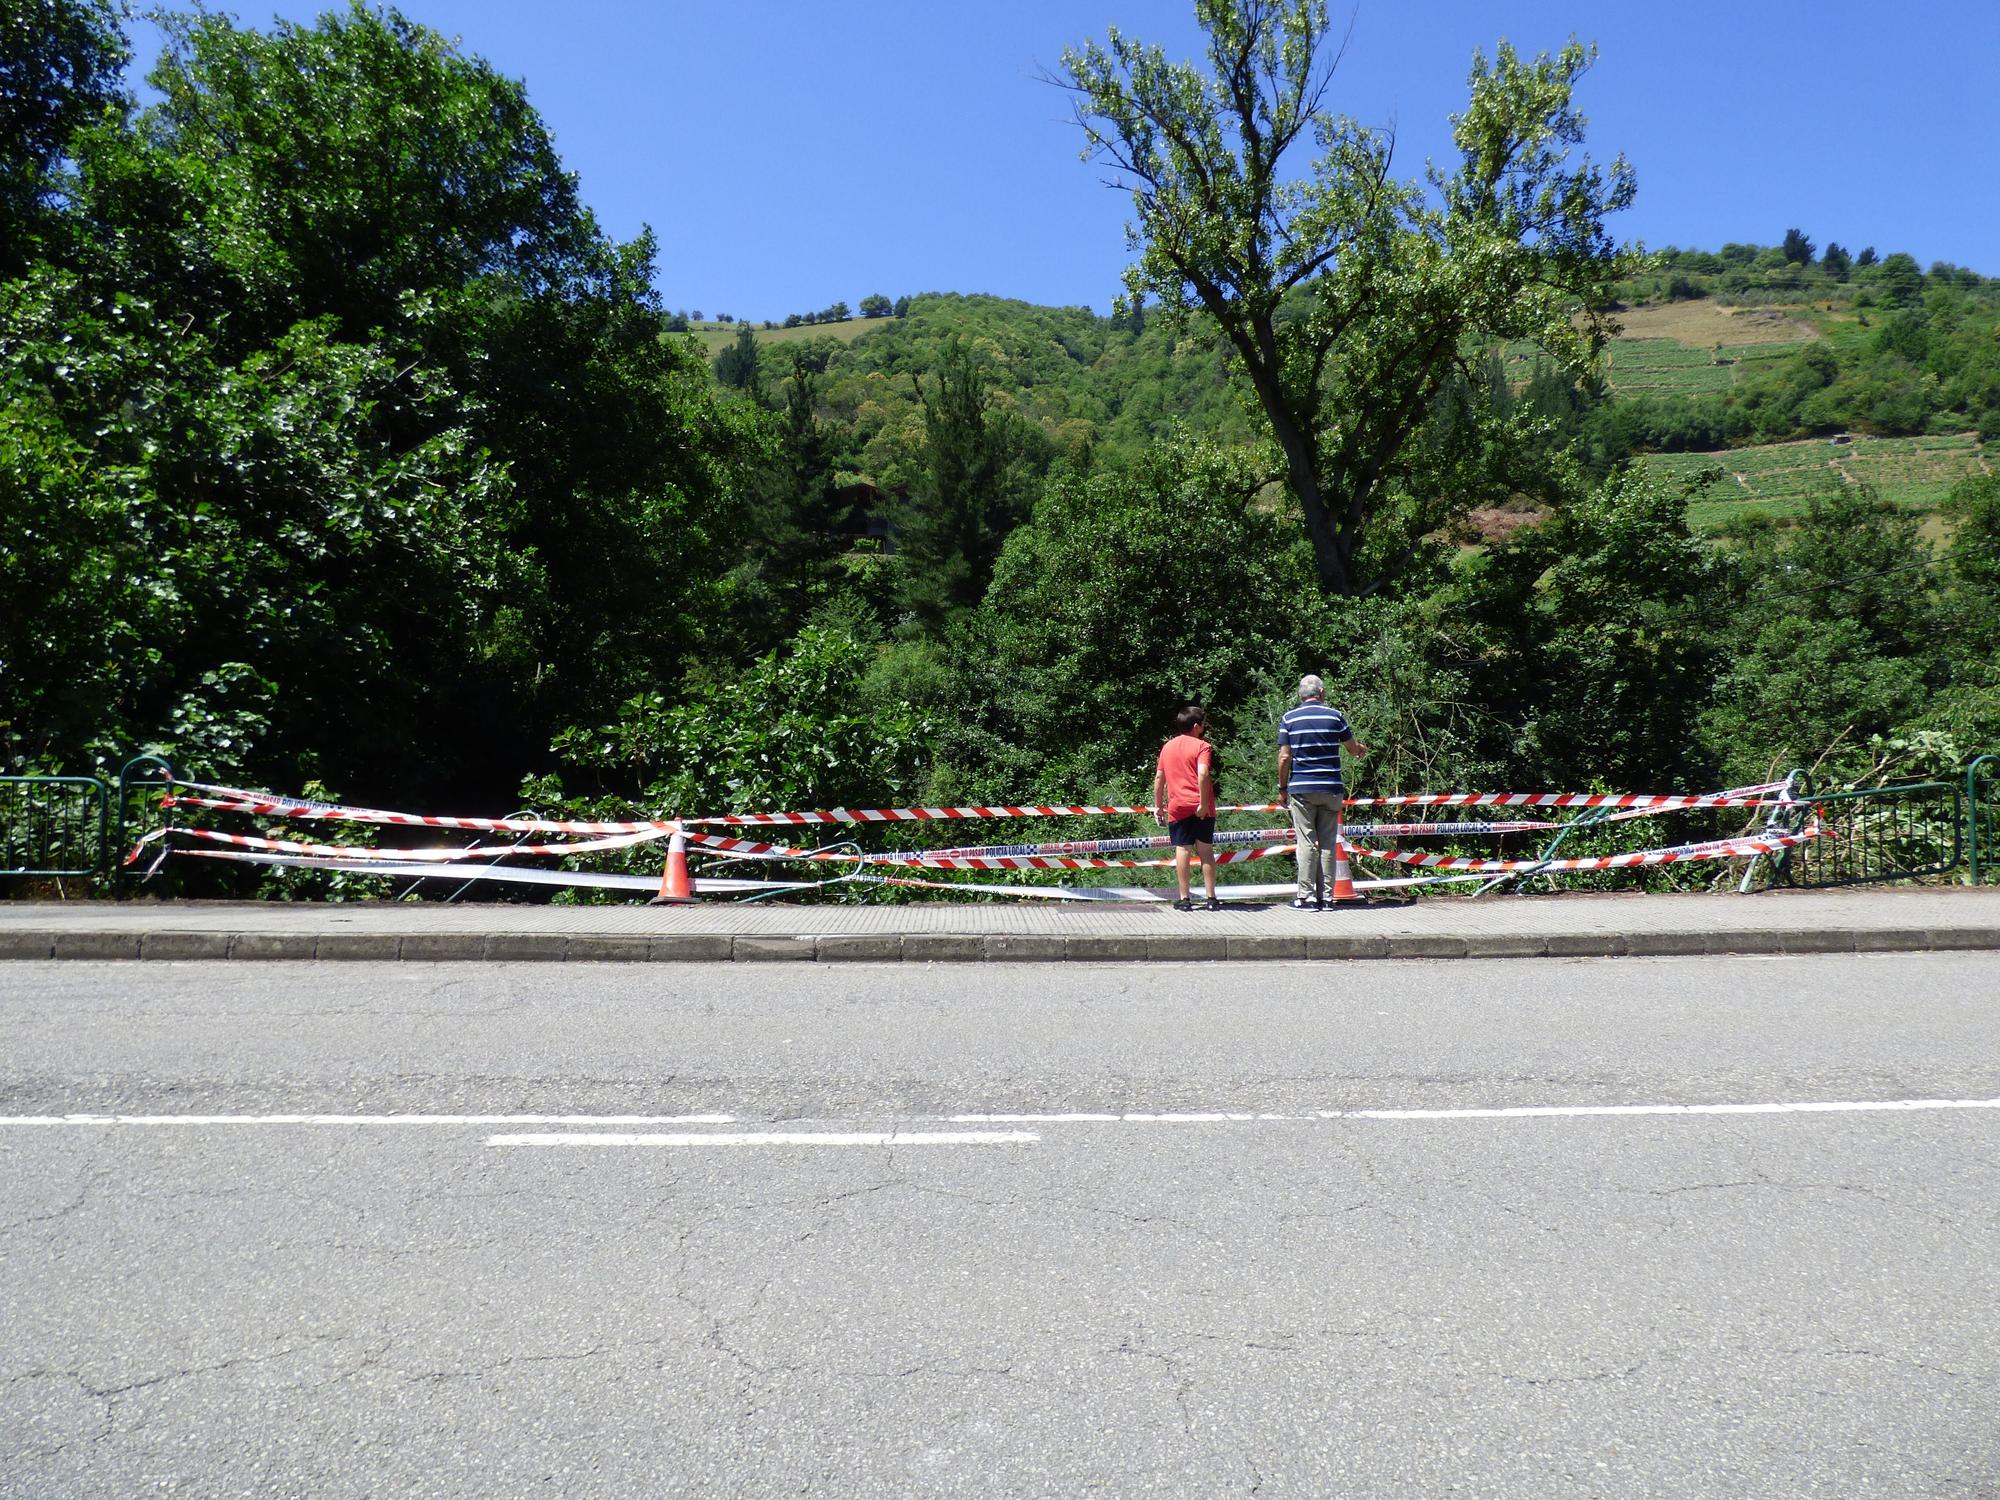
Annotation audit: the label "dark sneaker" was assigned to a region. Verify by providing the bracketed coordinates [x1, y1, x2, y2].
[1289, 896, 1321, 911]
[1173, 897, 1194, 912]
[1204, 897, 1224, 912]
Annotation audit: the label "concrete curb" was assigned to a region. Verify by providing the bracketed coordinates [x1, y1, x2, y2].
[2, 926, 1999, 963]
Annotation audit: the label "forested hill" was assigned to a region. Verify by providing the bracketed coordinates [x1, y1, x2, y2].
[701, 293, 1258, 489]
[704, 251, 1999, 530]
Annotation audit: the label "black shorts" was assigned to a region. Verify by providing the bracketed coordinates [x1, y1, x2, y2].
[1168, 816, 1215, 848]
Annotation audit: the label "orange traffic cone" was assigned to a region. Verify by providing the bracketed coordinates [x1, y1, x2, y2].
[649, 827, 695, 905]
[1327, 815, 1368, 908]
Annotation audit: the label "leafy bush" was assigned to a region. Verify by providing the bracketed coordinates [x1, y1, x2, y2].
[529, 623, 935, 820]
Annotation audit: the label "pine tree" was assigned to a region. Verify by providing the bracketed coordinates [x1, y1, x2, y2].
[893, 340, 1033, 631]
[713, 324, 761, 395]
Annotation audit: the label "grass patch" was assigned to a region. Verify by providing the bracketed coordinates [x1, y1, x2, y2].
[688, 316, 896, 355]
[1609, 300, 1822, 346]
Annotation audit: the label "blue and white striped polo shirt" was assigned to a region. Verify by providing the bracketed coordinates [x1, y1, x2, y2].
[1280, 702, 1352, 794]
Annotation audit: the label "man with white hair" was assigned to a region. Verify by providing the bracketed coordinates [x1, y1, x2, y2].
[1277, 674, 1368, 909]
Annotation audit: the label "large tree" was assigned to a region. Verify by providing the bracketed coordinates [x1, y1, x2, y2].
[894, 339, 1044, 631]
[3, 3, 759, 796]
[972, 436, 1313, 789]
[0, 0, 128, 270]
[1059, 0, 1638, 594]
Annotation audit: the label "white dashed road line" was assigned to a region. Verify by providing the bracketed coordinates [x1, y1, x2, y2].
[956, 1098, 2000, 1123]
[0, 1113, 739, 1126]
[484, 1131, 1040, 1148]
[1328, 1098, 2000, 1120]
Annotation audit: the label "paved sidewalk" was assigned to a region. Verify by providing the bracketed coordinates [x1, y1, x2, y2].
[3, 887, 1998, 962]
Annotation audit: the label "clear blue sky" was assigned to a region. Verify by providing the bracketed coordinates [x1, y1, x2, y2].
[132, 1, 1999, 321]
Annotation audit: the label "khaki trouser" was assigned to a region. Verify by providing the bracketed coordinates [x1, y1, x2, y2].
[1289, 791, 1343, 903]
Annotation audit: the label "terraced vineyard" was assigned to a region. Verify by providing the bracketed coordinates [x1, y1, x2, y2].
[1641, 433, 1992, 528]
[1603, 337, 1808, 395]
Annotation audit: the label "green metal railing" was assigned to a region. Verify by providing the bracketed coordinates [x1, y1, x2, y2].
[0, 776, 110, 877]
[1781, 778, 1965, 889]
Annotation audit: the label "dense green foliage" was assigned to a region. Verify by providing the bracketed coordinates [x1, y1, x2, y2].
[891, 338, 1051, 630]
[732, 292, 1258, 483]
[526, 624, 935, 822]
[4, 0, 1996, 903]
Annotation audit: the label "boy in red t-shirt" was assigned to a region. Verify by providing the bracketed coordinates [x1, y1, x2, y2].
[1153, 704, 1218, 911]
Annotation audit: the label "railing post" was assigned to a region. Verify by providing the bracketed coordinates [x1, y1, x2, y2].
[1738, 769, 1805, 894]
[1970, 754, 1999, 887]
[115, 755, 180, 886]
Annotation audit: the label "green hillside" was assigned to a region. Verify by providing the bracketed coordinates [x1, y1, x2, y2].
[708, 247, 2000, 531]
[710, 292, 1259, 490]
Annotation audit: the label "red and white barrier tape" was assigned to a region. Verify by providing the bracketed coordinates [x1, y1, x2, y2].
[177, 848, 811, 895]
[684, 827, 1296, 870]
[916, 829, 1287, 859]
[167, 779, 1788, 837]
[683, 802, 1283, 826]
[1344, 825, 1821, 874]
[919, 821, 1562, 859]
[146, 777, 1807, 897]
[1343, 820, 1567, 836]
[881, 846, 1295, 872]
[169, 790, 1281, 839]
[167, 790, 678, 837]
[691, 784, 1789, 824]
[148, 825, 672, 862]
[684, 817, 1589, 870]
[149, 823, 1296, 874]
[1343, 783, 1787, 810]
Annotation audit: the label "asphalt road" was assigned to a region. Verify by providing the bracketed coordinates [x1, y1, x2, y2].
[3, 954, 1998, 1497]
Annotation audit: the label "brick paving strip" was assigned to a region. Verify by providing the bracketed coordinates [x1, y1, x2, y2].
[1, 888, 1997, 962]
